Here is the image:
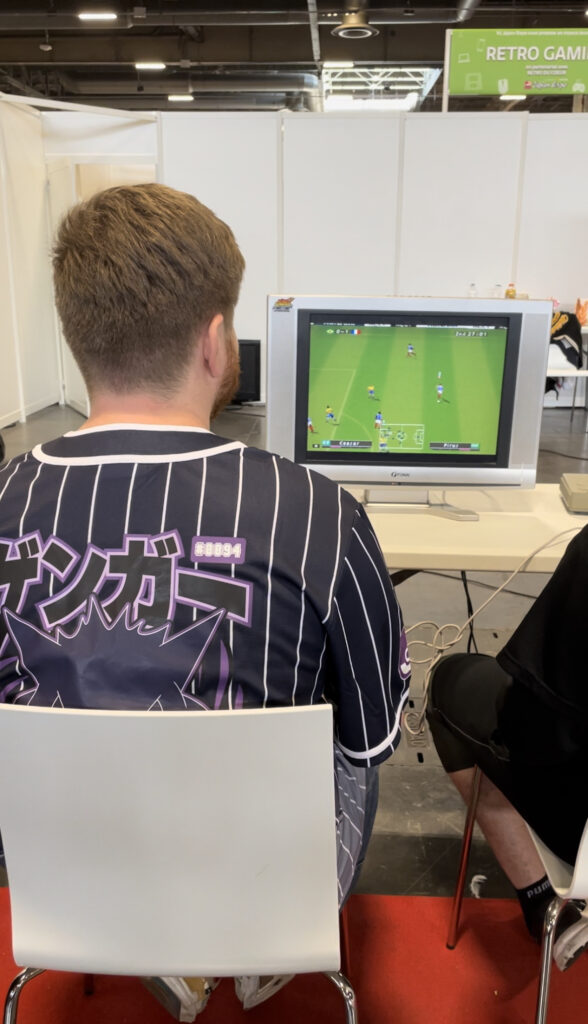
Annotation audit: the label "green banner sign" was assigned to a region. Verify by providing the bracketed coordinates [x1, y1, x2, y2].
[448, 28, 588, 96]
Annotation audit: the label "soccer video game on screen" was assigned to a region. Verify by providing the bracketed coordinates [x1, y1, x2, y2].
[304, 319, 508, 459]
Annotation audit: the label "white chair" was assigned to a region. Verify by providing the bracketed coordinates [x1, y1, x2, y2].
[528, 819, 588, 1024]
[0, 702, 357, 1024]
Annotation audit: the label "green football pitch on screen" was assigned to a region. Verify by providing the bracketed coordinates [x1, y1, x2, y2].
[305, 324, 507, 456]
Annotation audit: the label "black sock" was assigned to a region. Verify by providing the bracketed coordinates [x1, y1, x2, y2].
[516, 875, 555, 941]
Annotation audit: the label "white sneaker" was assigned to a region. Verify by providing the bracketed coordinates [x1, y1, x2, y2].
[234, 974, 295, 1009]
[552, 904, 588, 972]
[142, 976, 217, 1021]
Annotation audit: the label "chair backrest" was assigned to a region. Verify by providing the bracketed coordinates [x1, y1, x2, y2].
[0, 702, 340, 977]
[528, 816, 588, 900]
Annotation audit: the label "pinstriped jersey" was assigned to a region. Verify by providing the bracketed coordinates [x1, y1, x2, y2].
[0, 424, 410, 768]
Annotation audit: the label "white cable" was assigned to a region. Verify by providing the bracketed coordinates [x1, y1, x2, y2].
[403, 527, 581, 736]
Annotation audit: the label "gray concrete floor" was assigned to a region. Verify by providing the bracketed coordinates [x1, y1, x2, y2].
[1, 401, 585, 899]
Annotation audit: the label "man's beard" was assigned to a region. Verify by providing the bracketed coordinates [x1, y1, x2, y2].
[211, 336, 241, 420]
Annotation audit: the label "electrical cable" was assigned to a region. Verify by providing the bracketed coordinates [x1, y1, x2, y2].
[422, 569, 539, 602]
[539, 448, 588, 461]
[460, 570, 478, 653]
[402, 526, 582, 738]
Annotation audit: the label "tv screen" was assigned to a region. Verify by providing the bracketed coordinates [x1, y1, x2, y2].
[233, 339, 260, 404]
[267, 296, 552, 490]
[296, 311, 518, 469]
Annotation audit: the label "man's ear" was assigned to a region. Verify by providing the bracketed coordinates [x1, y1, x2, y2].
[200, 313, 226, 379]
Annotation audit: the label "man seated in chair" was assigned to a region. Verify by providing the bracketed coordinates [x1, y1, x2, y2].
[427, 527, 588, 972]
[0, 184, 410, 1020]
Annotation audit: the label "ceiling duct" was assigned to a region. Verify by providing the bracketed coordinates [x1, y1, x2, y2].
[0, 2, 496, 31]
[368, 0, 484, 25]
[332, 2, 379, 38]
[71, 74, 320, 95]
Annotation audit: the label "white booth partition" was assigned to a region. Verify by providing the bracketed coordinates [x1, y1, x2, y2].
[0, 101, 61, 426]
[160, 111, 281, 400]
[0, 105, 24, 429]
[42, 111, 158, 162]
[41, 109, 158, 414]
[45, 157, 85, 415]
[281, 113, 402, 296]
[517, 114, 588, 307]
[397, 113, 527, 299]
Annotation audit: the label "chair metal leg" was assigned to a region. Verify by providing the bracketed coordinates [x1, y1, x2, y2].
[3, 968, 45, 1024]
[570, 377, 579, 424]
[535, 895, 565, 1024]
[447, 764, 481, 949]
[340, 903, 352, 979]
[325, 971, 358, 1024]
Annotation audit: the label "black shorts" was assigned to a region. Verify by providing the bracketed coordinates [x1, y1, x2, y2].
[427, 652, 585, 866]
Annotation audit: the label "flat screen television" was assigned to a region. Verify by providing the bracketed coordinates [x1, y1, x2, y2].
[232, 339, 261, 404]
[266, 296, 552, 500]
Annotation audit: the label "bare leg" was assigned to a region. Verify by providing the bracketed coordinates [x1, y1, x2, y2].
[450, 766, 545, 889]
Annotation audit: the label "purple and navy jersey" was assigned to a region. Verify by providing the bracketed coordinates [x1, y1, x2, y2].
[0, 425, 409, 767]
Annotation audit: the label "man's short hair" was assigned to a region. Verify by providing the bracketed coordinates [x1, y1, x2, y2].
[52, 183, 245, 395]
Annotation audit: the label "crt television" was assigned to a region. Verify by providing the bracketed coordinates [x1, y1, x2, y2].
[266, 295, 552, 492]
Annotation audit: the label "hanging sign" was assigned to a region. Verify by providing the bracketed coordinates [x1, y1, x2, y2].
[448, 28, 588, 96]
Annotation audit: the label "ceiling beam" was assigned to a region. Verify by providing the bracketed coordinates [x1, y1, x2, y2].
[0, 68, 44, 97]
[61, 74, 320, 95]
[0, 7, 584, 31]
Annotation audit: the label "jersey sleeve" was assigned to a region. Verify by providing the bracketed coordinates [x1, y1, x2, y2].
[324, 504, 411, 766]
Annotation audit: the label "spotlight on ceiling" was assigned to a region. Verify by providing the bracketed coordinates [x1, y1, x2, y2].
[331, 10, 379, 39]
[39, 30, 53, 52]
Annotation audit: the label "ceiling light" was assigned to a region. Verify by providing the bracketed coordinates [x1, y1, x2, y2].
[324, 61, 355, 68]
[39, 30, 53, 52]
[168, 94, 193, 102]
[78, 11, 118, 21]
[331, 10, 379, 39]
[499, 94, 526, 102]
[135, 62, 166, 70]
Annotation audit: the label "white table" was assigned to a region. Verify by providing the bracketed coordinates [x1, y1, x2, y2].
[357, 483, 588, 573]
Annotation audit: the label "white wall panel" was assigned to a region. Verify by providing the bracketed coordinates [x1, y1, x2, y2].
[46, 160, 158, 417]
[282, 114, 401, 295]
[75, 162, 155, 195]
[517, 115, 588, 309]
[0, 102, 60, 417]
[160, 112, 280, 390]
[46, 159, 86, 416]
[398, 113, 525, 298]
[0, 154, 22, 427]
[42, 112, 157, 160]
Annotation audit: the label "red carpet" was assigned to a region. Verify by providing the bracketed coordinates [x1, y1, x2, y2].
[0, 890, 587, 1023]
